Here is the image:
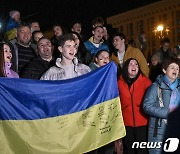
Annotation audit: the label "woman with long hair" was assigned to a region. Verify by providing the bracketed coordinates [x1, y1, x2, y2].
[0, 42, 19, 78]
[72, 31, 92, 65]
[118, 58, 151, 154]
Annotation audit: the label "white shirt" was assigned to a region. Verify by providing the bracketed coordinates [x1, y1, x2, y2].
[117, 51, 125, 67]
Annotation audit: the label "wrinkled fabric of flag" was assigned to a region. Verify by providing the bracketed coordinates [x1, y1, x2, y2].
[0, 62, 126, 154]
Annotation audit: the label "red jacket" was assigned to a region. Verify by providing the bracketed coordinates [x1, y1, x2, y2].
[118, 74, 151, 127]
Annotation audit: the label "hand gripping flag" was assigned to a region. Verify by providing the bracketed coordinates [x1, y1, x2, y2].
[0, 62, 126, 154]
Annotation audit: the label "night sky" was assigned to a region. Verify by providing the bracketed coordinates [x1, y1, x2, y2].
[0, 0, 159, 34]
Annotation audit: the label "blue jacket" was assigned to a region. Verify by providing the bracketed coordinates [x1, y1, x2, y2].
[143, 75, 180, 153]
[6, 18, 20, 32]
[84, 37, 109, 56]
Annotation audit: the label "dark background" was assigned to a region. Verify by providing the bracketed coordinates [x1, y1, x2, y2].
[0, 0, 159, 35]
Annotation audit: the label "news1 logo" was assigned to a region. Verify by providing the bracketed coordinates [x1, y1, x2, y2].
[132, 138, 179, 152]
[163, 138, 179, 152]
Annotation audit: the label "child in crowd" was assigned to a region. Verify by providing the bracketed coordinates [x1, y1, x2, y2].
[149, 53, 163, 82]
[0, 42, 19, 78]
[89, 49, 110, 71]
[4, 10, 21, 41]
[40, 33, 91, 80]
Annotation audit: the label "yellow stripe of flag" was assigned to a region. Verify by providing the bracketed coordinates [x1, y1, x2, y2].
[0, 97, 125, 154]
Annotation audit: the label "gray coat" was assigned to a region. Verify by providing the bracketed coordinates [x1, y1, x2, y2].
[143, 75, 180, 154]
[40, 57, 91, 80]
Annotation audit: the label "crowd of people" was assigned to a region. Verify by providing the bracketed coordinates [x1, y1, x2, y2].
[0, 10, 180, 154]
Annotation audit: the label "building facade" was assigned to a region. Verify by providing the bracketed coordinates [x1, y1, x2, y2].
[107, 0, 180, 60]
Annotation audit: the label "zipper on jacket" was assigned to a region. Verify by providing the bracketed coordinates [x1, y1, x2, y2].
[130, 84, 136, 127]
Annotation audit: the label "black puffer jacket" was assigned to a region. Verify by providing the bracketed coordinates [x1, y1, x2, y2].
[20, 57, 55, 79]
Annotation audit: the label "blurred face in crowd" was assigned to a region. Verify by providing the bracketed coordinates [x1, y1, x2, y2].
[72, 23, 81, 34]
[172, 47, 180, 56]
[33, 32, 44, 43]
[151, 57, 159, 66]
[95, 51, 110, 67]
[163, 63, 179, 82]
[113, 36, 125, 51]
[17, 26, 32, 46]
[92, 26, 104, 43]
[128, 59, 139, 78]
[58, 40, 76, 61]
[31, 22, 40, 32]
[172, 47, 177, 55]
[3, 44, 12, 63]
[162, 42, 170, 52]
[53, 26, 63, 37]
[72, 33, 80, 49]
[13, 12, 20, 22]
[38, 38, 52, 61]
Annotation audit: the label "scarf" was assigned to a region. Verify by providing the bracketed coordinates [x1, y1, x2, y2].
[163, 75, 180, 110]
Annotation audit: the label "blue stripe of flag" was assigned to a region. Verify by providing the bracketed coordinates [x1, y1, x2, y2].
[0, 62, 119, 120]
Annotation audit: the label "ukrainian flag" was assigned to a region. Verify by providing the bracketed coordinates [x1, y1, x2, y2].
[0, 62, 125, 154]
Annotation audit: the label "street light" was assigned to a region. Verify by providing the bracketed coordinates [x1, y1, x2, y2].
[153, 24, 169, 39]
[157, 25, 163, 31]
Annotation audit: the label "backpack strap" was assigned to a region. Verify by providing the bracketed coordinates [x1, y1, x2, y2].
[153, 86, 165, 137]
[158, 87, 164, 107]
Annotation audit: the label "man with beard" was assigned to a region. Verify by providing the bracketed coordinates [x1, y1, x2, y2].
[20, 37, 55, 79]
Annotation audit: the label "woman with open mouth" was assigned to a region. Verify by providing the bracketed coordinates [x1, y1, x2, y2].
[117, 58, 152, 154]
[0, 42, 19, 78]
[143, 58, 180, 154]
